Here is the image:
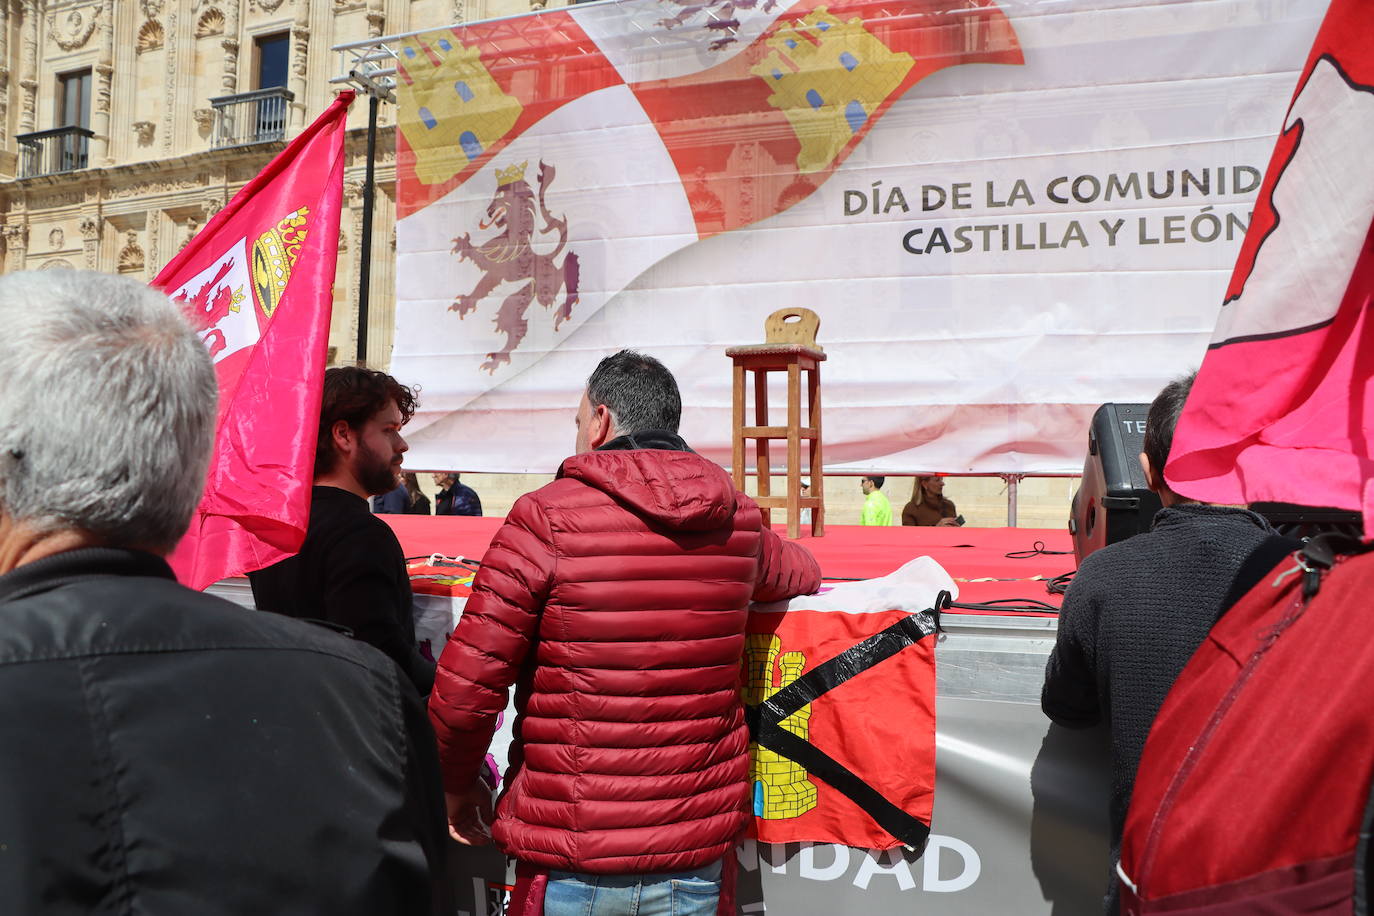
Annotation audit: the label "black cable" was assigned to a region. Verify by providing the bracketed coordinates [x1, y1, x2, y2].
[1046, 570, 1074, 595]
[949, 598, 1059, 614]
[1005, 540, 1074, 559]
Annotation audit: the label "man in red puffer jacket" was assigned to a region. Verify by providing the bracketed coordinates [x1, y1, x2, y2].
[429, 350, 821, 916]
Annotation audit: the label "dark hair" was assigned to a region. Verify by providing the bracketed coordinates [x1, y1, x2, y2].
[868, 475, 886, 489]
[1143, 371, 1196, 480]
[314, 367, 417, 477]
[586, 350, 681, 435]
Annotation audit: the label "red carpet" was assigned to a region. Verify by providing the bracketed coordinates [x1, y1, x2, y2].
[384, 516, 1072, 615]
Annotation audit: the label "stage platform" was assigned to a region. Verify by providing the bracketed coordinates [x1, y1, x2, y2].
[381, 515, 1074, 614]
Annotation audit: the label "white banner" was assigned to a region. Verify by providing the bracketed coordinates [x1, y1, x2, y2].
[391, 0, 1326, 474]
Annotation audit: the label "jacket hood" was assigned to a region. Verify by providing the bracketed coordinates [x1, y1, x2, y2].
[559, 434, 738, 531]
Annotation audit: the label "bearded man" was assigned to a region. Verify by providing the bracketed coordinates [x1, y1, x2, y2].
[250, 367, 435, 694]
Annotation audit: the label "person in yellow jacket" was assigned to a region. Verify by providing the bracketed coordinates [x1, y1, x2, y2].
[860, 476, 893, 526]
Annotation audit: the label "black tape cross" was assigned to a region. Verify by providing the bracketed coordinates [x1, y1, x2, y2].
[745, 611, 939, 849]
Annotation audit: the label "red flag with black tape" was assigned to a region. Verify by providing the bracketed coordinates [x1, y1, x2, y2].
[744, 605, 937, 850]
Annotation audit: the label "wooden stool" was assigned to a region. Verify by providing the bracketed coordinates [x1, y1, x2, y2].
[726, 308, 826, 539]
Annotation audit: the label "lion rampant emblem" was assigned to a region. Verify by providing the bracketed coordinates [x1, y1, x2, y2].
[450, 160, 580, 374]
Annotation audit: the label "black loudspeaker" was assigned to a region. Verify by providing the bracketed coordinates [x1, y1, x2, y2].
[1069, 403, 1162, 566]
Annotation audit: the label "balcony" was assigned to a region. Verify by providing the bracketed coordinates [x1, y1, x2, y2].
[16, 126, 94, 178]
[208, 87, 294, 149]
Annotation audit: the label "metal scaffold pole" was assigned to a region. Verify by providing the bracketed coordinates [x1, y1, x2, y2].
[330, 38, 398, 367]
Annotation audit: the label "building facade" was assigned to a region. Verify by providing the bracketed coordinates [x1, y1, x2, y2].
[0, 0, 546, 366]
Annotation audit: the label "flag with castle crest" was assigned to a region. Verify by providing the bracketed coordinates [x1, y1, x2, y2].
[391, 0, 1021, 469]
[744, 558, 945, 849]
[1165, 0, 1374, 533]
[162, 92, 352, 590]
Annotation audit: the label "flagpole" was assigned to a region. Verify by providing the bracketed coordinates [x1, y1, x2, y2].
[356, 92, 379, 366]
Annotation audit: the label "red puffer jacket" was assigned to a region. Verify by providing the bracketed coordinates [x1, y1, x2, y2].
[428, 442, 821, 873]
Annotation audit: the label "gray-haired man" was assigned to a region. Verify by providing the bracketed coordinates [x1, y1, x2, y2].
[0, 270, 447, 914]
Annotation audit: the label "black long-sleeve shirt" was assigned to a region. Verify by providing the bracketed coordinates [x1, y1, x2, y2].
[250, 486, 435, 695]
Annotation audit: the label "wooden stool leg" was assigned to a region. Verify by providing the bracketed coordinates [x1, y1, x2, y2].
[731, 362, 745, 492]
[786, 362, 801, 540]
[809, 364, 824, 537]
[753, 367, 771, 529]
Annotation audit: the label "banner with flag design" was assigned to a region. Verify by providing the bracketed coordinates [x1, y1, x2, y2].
[393, 0, 1329, 475]
[163, 92, 352, 590]
[1165, 0, 1374, 532]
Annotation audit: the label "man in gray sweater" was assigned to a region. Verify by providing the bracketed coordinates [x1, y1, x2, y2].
[1042, 372, 1298, 913]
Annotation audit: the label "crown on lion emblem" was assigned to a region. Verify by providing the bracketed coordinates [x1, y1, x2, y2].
[495, 160, 528, 188]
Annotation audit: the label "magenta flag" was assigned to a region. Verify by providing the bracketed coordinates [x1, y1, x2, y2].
[163, 92, 353, 589]
[1165, 0, 1374, 533]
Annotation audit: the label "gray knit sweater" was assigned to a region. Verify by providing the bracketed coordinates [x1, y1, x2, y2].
[1042, 504, 1297, 857]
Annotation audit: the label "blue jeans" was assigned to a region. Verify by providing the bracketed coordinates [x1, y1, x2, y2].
[543, 858, 722, 916]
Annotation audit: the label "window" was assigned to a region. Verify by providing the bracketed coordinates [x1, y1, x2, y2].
[255, 33, 289, 89]
[253, 33, 290, 140]
[58, 69, 91, 129]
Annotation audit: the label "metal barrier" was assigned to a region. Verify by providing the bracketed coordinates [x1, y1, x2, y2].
[16, 126, 94, 178]
[209, 87, 294, 148]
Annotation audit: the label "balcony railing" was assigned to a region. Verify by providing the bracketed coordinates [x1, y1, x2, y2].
[209, 87, 294, 148]
[16, 126, 94, 178]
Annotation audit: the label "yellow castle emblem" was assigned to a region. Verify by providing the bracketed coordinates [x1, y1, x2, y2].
[750, 8, 914, 174]
[251, 207, 309, 319]
[396, 33, 524, 186]
[743, 634, 818, 820]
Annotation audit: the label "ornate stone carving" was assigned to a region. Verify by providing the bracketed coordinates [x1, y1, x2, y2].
[137, 19, 163, 52]
[28, 190, 83, 209]
[202, 198, 224, 220]
[343, 178, 365, 202]
[161, 12, 177, 153]
[19, 77, 37, 131]
[529, 0, 546, 10]
[2, 224, 29, 250]
[40, 257, 76, 271]
[290, 23, 309, 78]
[117, 231, 145, 272]
[79, 217, 100, 269]
[220, 37, 238, 94]
[47, 5, 102, 52]
[108, 176, 205, 200]
[337, 227, 347, 252]
[249, 0, 288, 11]
[48, 227, 64, 249]
[179, 215, 199, 252]
[192, 108, 214, 136]
[132, 120, 155, 145]
[93, 62, 114, 116]
[19, 1, 37, 133]
[146, 214, 161, 275]
[451, 0, 466, 24]
[140, 0, 164, 19]
[194, 7, 223, 37]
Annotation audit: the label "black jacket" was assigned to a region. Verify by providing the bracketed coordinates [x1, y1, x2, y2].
[0, 547, 449, 915]
[250, 486, 436, 694]
[1042, 504, 1297, 911]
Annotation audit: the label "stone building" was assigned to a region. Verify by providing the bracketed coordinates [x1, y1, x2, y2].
[0, 0, 543, 366]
